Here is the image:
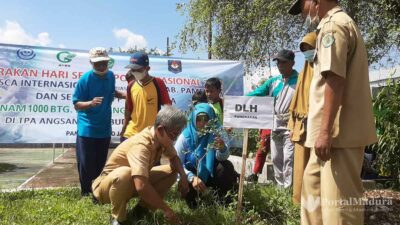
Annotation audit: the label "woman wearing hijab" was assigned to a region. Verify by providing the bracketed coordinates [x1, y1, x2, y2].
[175, 103, 237, 209]
[287, 32, 317, 204]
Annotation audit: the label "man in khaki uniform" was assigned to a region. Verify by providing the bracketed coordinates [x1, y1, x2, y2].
[289, 0, 377, 224]
[92, 106, 189, 225]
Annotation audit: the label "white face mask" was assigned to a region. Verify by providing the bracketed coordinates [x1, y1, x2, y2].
[304, 5, 319, 32]
[303, 49, 315, 62]
[93, 68, 108, 76]
[133, 71, 147, 81]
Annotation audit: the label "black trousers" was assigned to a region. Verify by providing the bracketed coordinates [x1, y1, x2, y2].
[76, 136, 110, 195]
[185, 160, 238, 208]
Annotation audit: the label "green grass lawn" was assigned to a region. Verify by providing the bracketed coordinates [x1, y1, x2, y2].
[0, 184, 300, 225]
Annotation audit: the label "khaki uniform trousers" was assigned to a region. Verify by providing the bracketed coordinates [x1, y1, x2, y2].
[301, 147, 364, 225]
[92, 165, 177, 222]
[292, 142, 310, 204]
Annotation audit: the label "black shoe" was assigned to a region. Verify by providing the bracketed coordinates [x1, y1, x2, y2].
[91, 194, 99, 205]
[132, 204, 150, 219]
[246, 174, 259, 183]
[81, 191, 91, 197]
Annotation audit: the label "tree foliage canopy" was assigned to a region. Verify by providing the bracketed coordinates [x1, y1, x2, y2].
[373, 77, 400, 185]
[177, 0, 399, 66]
[108, 47, 166, 56]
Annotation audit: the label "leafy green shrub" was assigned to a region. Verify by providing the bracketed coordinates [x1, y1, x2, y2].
[247, 129, 261, 155]
[372, 77, 400, 187]
[243, 184, 300, 225]
[229, 129, 262, 157]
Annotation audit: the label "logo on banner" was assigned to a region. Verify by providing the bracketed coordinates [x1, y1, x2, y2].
[168, 60, 182, 74]
[108, 57, 115, 69]
[17, 48, 36, 60]
[56, 51, 76, 63]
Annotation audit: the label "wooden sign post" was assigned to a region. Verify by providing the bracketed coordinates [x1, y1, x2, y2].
[223, 96, 274, 225]
[236, 128, 249, 225]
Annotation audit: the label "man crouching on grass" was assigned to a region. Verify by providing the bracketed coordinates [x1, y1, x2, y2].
[92, 106, 189, 225]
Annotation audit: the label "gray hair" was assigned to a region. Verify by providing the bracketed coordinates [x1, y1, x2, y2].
[154, 105, 187, 130]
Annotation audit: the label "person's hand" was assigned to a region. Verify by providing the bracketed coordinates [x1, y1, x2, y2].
[90, 97, 103, 107]
[314, 131, 332, 161]
[192, 176, 206, 193]
[214, 137, 224, 150]
[178, 178, 189, 197]
[289, 131, 293, 139]
[163, 207, 180, 224]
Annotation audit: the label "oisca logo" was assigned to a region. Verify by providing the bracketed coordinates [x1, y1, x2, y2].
[57, 51, 76, 63]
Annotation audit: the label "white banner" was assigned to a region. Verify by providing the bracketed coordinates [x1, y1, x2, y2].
[0, 43, 244, 143]
[223, 96, 274, 129]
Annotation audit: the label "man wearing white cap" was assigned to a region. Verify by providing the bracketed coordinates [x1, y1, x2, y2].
[72, 47, 124, 196]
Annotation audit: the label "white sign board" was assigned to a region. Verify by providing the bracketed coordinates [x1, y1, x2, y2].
[223, 96, 274, 129]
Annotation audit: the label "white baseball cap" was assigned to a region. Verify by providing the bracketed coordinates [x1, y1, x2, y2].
[89, 47, 110, 63]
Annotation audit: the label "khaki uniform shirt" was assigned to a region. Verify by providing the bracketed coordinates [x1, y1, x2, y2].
[94, 126, 176, 184]
[305, 7, 377, 148]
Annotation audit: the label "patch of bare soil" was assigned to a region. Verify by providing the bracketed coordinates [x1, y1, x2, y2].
[364, 190, 400, 225]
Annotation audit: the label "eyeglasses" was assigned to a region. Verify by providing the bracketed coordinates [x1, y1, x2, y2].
[164, 128, 181, 141]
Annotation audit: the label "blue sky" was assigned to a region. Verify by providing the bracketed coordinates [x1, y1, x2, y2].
[0, 0, 208, 58]
[0, 0, 309, 76]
